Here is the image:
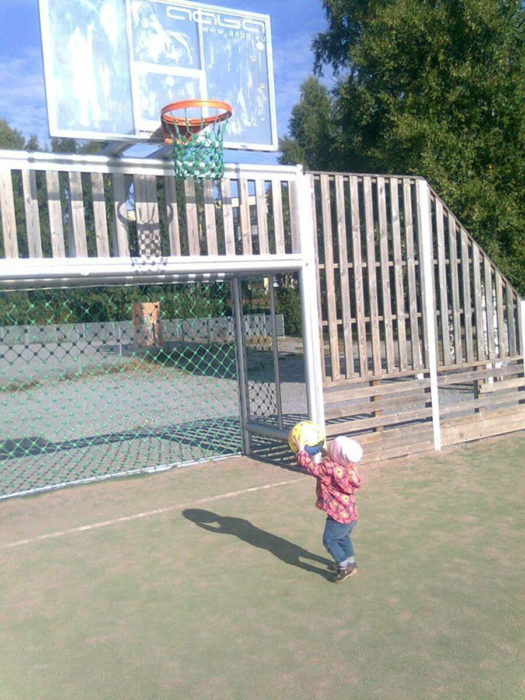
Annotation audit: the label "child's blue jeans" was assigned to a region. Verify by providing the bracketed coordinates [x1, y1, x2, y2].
[323, 516, 357, 567]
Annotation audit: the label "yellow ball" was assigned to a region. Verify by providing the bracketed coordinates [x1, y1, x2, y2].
[288, 420, 325, 455]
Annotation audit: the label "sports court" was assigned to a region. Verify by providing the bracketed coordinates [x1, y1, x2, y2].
[2, 433, 523, 699]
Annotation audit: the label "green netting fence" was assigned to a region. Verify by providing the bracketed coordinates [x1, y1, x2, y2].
[0, 281, 244, 499]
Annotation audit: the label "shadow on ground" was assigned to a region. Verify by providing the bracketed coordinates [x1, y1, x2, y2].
[183, 508, 332, 580]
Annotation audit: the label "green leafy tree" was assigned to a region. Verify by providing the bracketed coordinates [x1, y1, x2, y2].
[279, 76, 336, 171]
[305, 0, 524, 292]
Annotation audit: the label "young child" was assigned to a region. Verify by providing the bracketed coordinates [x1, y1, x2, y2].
[292, 434, 363, 582]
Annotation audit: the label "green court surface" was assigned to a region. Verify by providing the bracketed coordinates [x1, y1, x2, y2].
[1, 433, 524, 699]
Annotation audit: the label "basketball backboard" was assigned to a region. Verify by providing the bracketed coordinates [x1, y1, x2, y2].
[38, 0, 278, 150]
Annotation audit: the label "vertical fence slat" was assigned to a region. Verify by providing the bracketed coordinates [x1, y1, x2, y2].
[184, 179, 200, 255]
[495, 271, 505, 356]
[391, 178, 408, 369]
[238, 178, 252, 255]
[0, 169, 19, 258]
[378, 177, 395, 371]
[271, 178, 285, 254]
[448, 214, 462, 363]
[255, 178, 269, 254]
[404, 179, 421, 370]
[22, 169, 42, 258]
[435, 198, 451, 365]
[220, 178, 235, 255]
[365, 176, 382, 374]
[288, 177, 299, 254]
[471, 243, 485, 360]
[484, 257, 496, 359]
[164, 175, 181, 256]
[203, 180, 217, 255]
[311, 176, 327, 382]
[68, 172, 88, 257]
[350, 176, 367, 375]
[45, 170, 65, 258]
[111, 173, 130, 257]
[335, 175, 354, 377]
[460, 228, 473, 362]
[507, 284, 517, 356]
[90, 172, 110, 257]
[321, 174, 340, 380]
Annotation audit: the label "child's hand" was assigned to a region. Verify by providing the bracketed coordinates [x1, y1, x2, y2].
[290, 435, 305, 453]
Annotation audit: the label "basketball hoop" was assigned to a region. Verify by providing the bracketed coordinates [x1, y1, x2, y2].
[161, 99, 233, 180]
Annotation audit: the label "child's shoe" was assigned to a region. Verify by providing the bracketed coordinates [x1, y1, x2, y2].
[333, 563, 357, 582]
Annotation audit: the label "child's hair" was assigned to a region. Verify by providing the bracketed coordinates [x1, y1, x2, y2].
[328, 436, 363, 466]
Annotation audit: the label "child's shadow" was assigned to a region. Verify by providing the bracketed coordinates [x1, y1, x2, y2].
[183, 509, 332, 580]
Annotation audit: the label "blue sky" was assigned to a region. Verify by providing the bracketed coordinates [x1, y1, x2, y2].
[0, 0, 330, 161]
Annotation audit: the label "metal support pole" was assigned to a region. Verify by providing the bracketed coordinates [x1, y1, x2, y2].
[417, 178, 442, 451]
[232, 278, 251, 454]
[268, 275, 284, 429]
[295, 168, 325, 427]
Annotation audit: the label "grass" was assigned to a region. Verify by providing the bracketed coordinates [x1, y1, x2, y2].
[1, 432, 523, 699]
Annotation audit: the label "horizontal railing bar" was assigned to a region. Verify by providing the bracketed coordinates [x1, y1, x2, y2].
[0, 150, 302, 180]
[0, 254, 304, 290]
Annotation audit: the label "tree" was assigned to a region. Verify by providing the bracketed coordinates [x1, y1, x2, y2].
[0, 119, 43, 151]
[279, 76, 336, 171]
[307, 0, 525, 292]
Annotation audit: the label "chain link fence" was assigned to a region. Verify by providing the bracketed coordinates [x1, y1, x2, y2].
[0, 281, 245, 498]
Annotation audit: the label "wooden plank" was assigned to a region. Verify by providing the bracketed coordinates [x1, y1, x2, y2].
[271, 178, 285, 254]
[325, 405, 432, 435]
[448, 214, 462, 363]
[460, 227, 473, 361]
[45, 171, 65, 258]
[441, 406, 525, 445]
[324, 378, 429, 403]
[134, 174, 161, 257]
[21, 169, 42, 258]
[494, 270, 505, 356]
[506, 284, 517, 356]
[68, 171, 88, 257]
[438, 363, 521, 385]
[378, 177, 395, 371]
[203, 180, 217, 255]
[349, 176, 368, 376]
[164, 175, 181, 256]
[311, 179, 328, 383]
[435, 198, 451, 364]
[238, 178, 252, 255]
[220, 178, 235, 255]
[184, 179, 200, 255]
[440, 393, 522, 417]
[390, 178, 407, 369]
[320, 173, 340, 381]
[335, 175, 354, 377]
[478, 376, 524, 393]
[111, 173, 130, 257]
[288, 178, 300, 254]
[483, 257, 496, 358]
[325, 392, 430, 419]
[365, 176, 382, 374]
[90, 172, 110, 257]
[255, 178, 269, 254]
[403, 179, 422, 369]
[0, 169, 19, 258]
[471, 243, 485, 360]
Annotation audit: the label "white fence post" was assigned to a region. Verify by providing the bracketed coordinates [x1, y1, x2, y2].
[417, 179, 442, 451]
[295, 167, 325, 428]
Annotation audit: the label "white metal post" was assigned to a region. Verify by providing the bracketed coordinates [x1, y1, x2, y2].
[417, 179, 442, 451]
[294, 167, 325, 428]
